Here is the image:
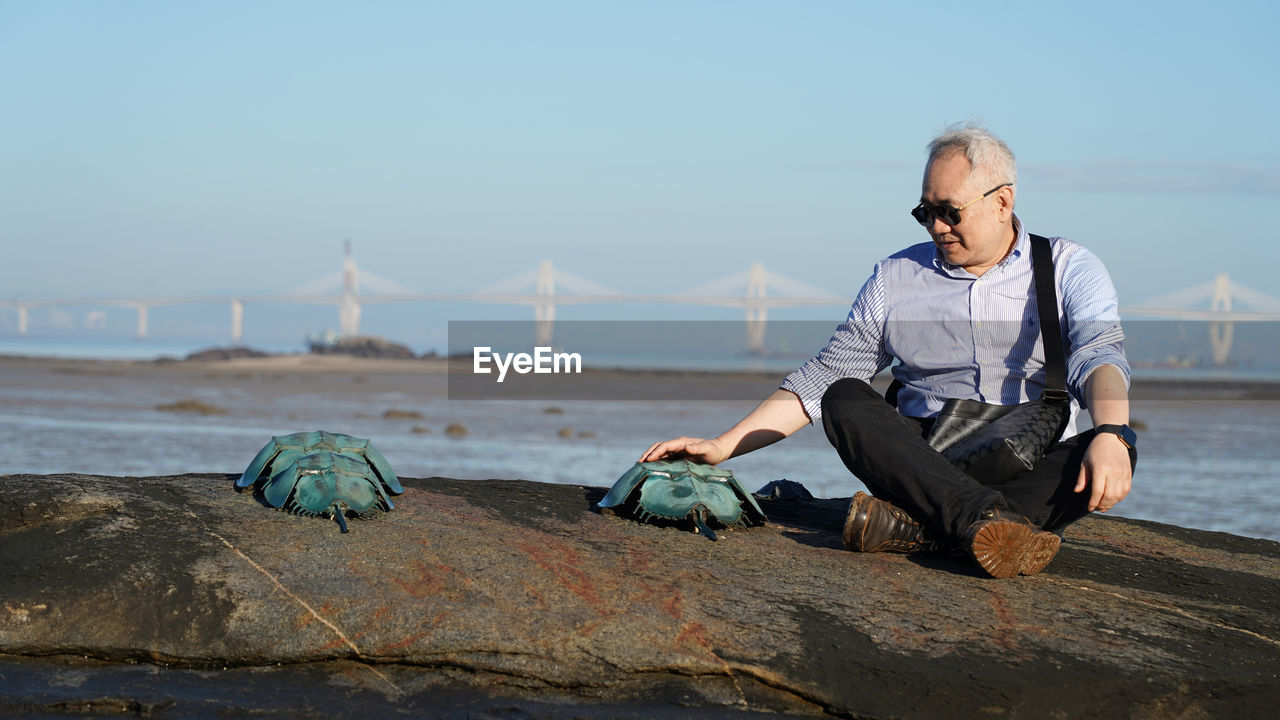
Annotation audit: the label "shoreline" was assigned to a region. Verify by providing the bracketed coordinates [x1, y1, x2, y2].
[4, 347, 1279, 542]
[3, 352, 1280, 400]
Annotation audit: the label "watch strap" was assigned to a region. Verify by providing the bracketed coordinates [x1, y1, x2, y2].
[1094, 424, 1135, 449]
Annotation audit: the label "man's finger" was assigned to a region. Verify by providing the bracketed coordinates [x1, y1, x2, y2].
[1074, 464, 1089, 494]
[640, 440, 679, 462]
[1089, 473, 1106, 512]
[1102, 476, 1129, 512]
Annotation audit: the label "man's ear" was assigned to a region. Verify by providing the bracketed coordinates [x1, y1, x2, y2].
[996, 184, 1015, 221]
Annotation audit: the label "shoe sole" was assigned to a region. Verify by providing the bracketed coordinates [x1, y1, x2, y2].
[969, 520, 1061, 578]
[842, 492, 873, 551]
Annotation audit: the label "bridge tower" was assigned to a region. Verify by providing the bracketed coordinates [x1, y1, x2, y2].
[339, 239, 361, 337]
[745, 262, 767, 352]
[1209, 273, 1233, 366]
[534, 260, 555, 347]
[230, 299, 244, 346]
[135, 304, 148, 340]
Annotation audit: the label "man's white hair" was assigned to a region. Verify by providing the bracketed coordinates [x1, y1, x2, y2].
[927, 122, 1018, 197]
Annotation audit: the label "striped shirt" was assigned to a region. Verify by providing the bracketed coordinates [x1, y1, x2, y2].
[782, 215, 1128, 438]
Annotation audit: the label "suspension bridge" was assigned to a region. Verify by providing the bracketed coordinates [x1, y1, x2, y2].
[3, 243, 1279, 363]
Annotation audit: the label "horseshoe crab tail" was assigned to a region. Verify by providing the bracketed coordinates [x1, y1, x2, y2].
[693, 505, 718, 542]
[333, 509, 349, 533]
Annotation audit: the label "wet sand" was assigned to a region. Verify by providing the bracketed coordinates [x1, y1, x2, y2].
[5, 352, 1278, 402]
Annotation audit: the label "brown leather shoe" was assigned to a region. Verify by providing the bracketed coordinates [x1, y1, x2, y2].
[843, 492, 936, 553]
[964, 507, 1061, 578]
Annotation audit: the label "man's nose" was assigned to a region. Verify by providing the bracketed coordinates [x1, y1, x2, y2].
[931, 215, 953, 234]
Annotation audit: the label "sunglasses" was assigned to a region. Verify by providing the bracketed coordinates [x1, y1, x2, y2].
[910, 183, 1011, 227]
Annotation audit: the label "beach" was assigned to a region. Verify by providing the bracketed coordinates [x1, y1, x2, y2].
[2, 353, 1279, 541]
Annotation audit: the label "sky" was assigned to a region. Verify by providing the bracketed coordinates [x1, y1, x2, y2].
[1, 0, 1277, 348]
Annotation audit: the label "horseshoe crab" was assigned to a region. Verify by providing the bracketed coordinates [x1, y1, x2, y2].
[599, 459, 766, 541]
[235, 431, 404, 532]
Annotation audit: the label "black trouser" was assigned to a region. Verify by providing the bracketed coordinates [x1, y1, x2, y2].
[820, 378, 1137, 541]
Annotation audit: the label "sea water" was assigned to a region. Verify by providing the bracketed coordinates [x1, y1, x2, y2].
[2, 337, 1278, 542]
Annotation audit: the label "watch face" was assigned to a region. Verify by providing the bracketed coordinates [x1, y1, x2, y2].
[1120, 425, 1137, 449]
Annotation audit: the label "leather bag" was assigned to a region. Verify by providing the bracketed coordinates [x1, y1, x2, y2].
[924, 234, 1072, 482]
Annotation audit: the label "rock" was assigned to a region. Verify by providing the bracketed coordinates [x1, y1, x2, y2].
[753, 478, 814, 501]
[185, 346, 272, 361]
[410, 426, 431, 435]
[154, 399, 228, 415]
[557, 427, 574, 438]
[543, 407, 565, 415]
[0, 473, 1277, 719]
[308, 335, 416, 360]
[444, 423, 467, 437]
[382, 409, 423, 420]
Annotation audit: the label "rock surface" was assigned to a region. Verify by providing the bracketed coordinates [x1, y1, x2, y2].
[1, 473, 1277, 718]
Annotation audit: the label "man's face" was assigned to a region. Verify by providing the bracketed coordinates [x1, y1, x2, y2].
[919, 151, 1014, 277]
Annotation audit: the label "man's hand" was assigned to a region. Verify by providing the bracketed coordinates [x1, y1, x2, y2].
[637, 389, 810, 467]
[640, 437, 730, 465]
[1074, 432, 1132, 512]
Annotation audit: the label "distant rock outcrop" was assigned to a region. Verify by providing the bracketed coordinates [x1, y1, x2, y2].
[154, 399, 228, 415]
[184, 346, 272, 361]
[1, 473, 1276, 718]
[308, 335, 417, 360]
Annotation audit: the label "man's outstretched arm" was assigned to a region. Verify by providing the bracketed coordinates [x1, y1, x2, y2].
[640, 388, 811, 465]
[1076, 364, 1133, 512]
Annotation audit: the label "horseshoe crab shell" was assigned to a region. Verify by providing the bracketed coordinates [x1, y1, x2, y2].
[599, 459, 766, 541]
[236, 430, 403, 532]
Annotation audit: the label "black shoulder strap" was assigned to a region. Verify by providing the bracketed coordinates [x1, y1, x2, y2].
[1029, 233, 1066, 392]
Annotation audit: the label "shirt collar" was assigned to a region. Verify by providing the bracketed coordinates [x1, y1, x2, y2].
[1008, 214, 1028, 261]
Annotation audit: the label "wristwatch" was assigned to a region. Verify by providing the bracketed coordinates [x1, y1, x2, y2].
[1094, 424, 1137, 450]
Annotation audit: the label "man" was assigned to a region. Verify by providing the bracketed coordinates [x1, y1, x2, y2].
[641, 124, 1136, 578]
